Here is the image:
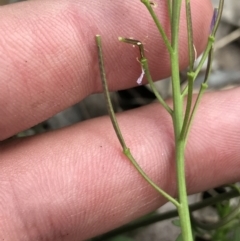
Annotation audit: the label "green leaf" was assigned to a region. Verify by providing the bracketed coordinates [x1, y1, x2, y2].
[172, 219, 181, 227]
[175, 233, 183, 241]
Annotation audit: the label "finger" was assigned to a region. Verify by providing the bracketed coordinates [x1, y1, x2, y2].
[0, 0, 212, 140]
[0, 87, 239, 240]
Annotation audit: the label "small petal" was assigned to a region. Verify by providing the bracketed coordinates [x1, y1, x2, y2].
[137, 68, 145, 85]
[210, 8, 218, 33]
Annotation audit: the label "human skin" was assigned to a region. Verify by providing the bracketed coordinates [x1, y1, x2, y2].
[0, 0, 239, 240]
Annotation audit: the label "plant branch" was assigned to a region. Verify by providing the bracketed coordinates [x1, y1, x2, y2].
[96, 34, 178, 207]
[180, 72, 194, 140]
[185, 0, 195, 71]
[212, 0, 224, 36]
[96, 35, 127, 150]
[119, 37, 173, 115]
[124, 148, 179, 207]
[182, 36, 214, 96]
[141, 0, 172, 54]
[141, 58, 173, 115]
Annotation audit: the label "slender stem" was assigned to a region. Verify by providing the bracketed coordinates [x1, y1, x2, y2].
[134, 33, 195, 239]
[96, 35, 127, 150]
[96, 34, 178, 207]
[184, 83, 208, 141]
[141, 58, 173, 115]
[182, 1, 224, 96]
[183, 42, 213, 140]
[193, 36, 214, 79]
[167, 0, 172, 21]
[171, 0, 182, 51]
[180, 72, 194, 139]
[176, 140, 193, 241]
[124, 148, 179, 207]
[170, 0, 184, 139]
[118, 37, 145, 58]
[91, 189, 240, 240]
[171, 1, 194, 240]
[119, 32, 193, 241]
[119, 37, 173, 115]
[141, 0, 172, 54]
[183, 48, 212, 141]
[203, 46, 214, 84]
[185, 0, 195, 71]
[212, 0, 224, 36]
[182, 36, 214, 96]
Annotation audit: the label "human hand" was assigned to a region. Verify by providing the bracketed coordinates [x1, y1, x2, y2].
[0, 0, 239, 240]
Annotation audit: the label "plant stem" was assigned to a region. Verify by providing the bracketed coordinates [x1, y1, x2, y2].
[184, 83, 208, 141]
[95, 0, 225, 240]
[167, 0, 172, 20]
[124, 148, 179, 207]
[171, 0, 193, 239]
[96, 35, 127, 150]
[96, 34, 179, 206]
[141, 58, 173, 115]
[118, 37, 173, 115]
[212, 0, 225, 36]
[175, 139, 193, 241]
[182, 35, 214, 96]
[171, 43, 193, 241]
[180, 72, 194, 139]
[185, 0, 195, 71]
[141, 0, 172, 54]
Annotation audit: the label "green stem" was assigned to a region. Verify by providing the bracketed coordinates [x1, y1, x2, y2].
[184, 83, 208, 141]
[118, 37, 173, 115]
[185, 0, 195, 71]
[180, 72, 194, 139]
[124, 148, 179, 207]
[167, 0, 172, 21]
[141, 0, 172, 54]
[181, 37, 213, 141]
[176, 139, 193, 241]
[182, 0, 224, 96]
[171, 1, 193, 240]
[212, 0, 224, 36]
[96, 35, 127, 150]
[141, 58, 173, 115]
[96, 34, 178, 207]
[203, 46, 214, 84]
[171, 0, 182, 51]
[95, 1, 225, 241]
[182, 36, 214, 96]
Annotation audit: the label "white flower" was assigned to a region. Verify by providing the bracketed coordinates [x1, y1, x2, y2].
[137, 67, 145, 85]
